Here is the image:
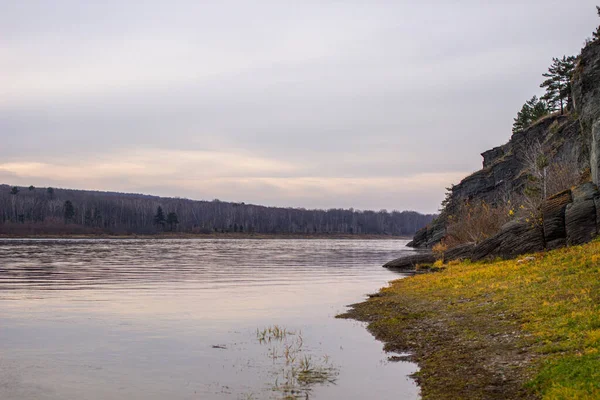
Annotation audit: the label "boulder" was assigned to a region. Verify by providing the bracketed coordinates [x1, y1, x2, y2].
[541, 190, 572, 243]
[443, 242, 475, 262]
[471, 220, 545, 261]
[383, 253, 436, 271]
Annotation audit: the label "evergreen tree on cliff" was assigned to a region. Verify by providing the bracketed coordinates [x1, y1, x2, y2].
[540, 56, 576, 115]
[512, 96, 549, 134]
[594, 6, 600, 40]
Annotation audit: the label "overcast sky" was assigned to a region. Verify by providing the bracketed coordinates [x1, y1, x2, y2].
[1, 1, 598, 213]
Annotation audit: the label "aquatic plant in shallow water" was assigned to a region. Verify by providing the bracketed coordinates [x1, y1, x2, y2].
[255, 325, 339, 399]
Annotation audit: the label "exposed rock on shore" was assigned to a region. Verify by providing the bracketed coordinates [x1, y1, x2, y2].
[383, 253, 436, 271]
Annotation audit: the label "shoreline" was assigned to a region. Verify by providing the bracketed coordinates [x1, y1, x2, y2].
[0, 232, 410, 240]
[339, 239, 600, 399]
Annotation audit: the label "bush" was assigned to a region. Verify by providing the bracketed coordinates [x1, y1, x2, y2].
[444, 200, 512, 247]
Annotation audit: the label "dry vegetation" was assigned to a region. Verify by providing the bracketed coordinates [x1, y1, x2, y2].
[441, 153, 583, 249]
[443, 200, 512, 247]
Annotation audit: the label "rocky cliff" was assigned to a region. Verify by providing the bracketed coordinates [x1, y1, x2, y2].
[573, 38, 600, 186]
[407, 39, 600, 258]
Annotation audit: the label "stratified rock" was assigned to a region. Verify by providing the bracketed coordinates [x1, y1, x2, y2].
[566, 200, 597, 245]
[407, 226, 428, 248]
[405, 113, 583, 251]
[546, 238, 567, 250]
[482, 146, 505, 168]
[426, 224, 446, 247]
[571, 182, 598, 201]
[471, 220, 545, 261]
[565, 183, 599, 245]
[443, 243, 475, 262]
[407, 218, 446, 249]
[541, 190, 572, 243]
[383, 253, 436, 271]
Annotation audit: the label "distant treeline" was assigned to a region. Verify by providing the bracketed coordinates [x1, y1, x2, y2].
[0, 185, 435, 236]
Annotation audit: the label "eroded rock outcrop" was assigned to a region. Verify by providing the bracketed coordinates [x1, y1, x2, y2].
[383, 253, 436, 271]
[408, 115, 584, 251]
[443, 242, 475, 262]
[407, 218, 446, 249]
[471, 220, 545, 261]
[541, 190, 572, 249]
[401, 182, 599, 267]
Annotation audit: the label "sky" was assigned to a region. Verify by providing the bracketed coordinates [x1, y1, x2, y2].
[1, 1, 598, 214]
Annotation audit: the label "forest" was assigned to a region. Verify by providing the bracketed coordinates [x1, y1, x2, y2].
[0, 184, 435, 236]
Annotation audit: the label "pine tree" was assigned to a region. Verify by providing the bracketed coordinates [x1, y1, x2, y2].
[594, 6, 600, 40]
[540, 56, 576, 115]
[154, 206, 166, 229]
[512, 96, 549, 134]
[64, 200, 75, 223]
[166, 212, 179, 231]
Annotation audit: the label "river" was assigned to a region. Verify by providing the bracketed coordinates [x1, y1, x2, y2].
[0, 239, 419, 399]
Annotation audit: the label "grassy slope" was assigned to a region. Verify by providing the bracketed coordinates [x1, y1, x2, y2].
[340, 239, 600, 399]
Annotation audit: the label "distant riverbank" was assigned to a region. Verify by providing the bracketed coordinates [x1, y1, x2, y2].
[340, 239, 600, 399]
[0, 232, 410, 240]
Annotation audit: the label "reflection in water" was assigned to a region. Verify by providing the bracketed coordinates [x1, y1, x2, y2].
[0, 239, 420, 399]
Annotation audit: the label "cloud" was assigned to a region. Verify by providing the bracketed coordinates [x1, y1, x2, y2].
[1, 1, 598, 213]
[0, 148, 465, 212]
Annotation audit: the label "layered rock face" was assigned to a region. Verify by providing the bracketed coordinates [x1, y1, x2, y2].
[573, 39, 600, 185]
[468, 183, 598, 261]
[392, 183, 600, 269]
[409, 115, 584, 249]
[541, 190, 572, 249]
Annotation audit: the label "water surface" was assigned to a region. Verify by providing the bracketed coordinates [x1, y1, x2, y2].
[0, 239, 419, 399]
